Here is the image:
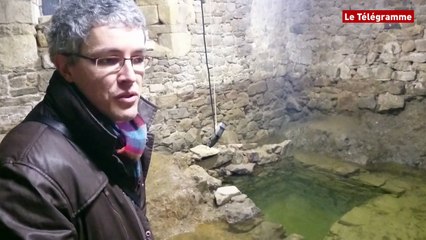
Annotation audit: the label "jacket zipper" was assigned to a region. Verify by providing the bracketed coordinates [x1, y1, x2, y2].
[122, 191, 150, 240]
[103, 189, 130, 240]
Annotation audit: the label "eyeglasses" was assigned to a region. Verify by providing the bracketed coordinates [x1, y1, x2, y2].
[64, 53, 152, 72]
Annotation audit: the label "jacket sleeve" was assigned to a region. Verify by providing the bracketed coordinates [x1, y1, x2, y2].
[141, 133, 154, 182]
[139, 132, 155, 239]
[0, 162, 77, 240]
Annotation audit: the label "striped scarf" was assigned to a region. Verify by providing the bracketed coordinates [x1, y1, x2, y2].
[116, 114, 147, 161]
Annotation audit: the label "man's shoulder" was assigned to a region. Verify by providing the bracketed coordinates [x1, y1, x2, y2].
[0, 121, 71, 165]
[0, 120, 106, 179]
[0, 121, 108, 215]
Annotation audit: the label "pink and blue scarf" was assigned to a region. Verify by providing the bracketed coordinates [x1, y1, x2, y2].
[115, 114, 148, 203]
[116, 114, 147, 161]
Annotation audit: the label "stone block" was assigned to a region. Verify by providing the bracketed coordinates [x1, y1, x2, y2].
[38, 16, 51, 25]
[375, 32, 397, 44]
[36, 30, 48, 47]
[30, 1, 40, 24]
[10, 87, 38, 97]
[214, 186, 241, 206]
[395, 25, 424, 40]
[386, 82, 405, 95]
[225, 90, 239, 100]
[308, 92, 336, 111]
[373, 66, 393, 81]
[344, 54, 367, 66]
[414, 63, 426, 71]
[234, 92, 250, 108]
[0, 35, 38, 69]
[379, 52, 397, 63]
[382, 42, 401, 54]
[0, 0, 33, 24]
[158, 3, 179, 25]
[407, 82, 426, 96]
[220, 101, 234, 110]
[155, 94, 178, 108]
[168, 108, 190, 119]
[149, 84, 166, 93]
[392, 62, 413, 71]
[140, 5, 159, 25]
[367, 52, 378, 64]
[224, 108, 245, 121]
[415, 39, 426, 52]
[401, 40, 415, 52]
[41, 52, 55, 69]
[9, 75, 26, 89]
[377, 92, 405, 112]
[190, 145, 220, 159]
[0, 75, 8, 96]
[247, 81, 267, 96]
[37, 70, 53, 92]
[358, 95, 376, 110]
[418, 71, 426, 82]
[399, 52, 426, 62]
[0, 24, 35, 36]
[177, 118, 193, 132]
[357, 67, 373, 79]
[145, 41, 171, 58]
[158, 32, 191, 57]
[338, 63, 351, 80]
[392, 71, 416, 81]
[417, 15, 426, 25]
[0, 95, 42, 107]
[177, 1, 195, 24]
[24, 73, 38, 86]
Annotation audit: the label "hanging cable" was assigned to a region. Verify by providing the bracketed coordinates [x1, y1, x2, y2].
[210, 4, 218, 131]
[200, 0, 216, 135]
[200, 0, 226, 147]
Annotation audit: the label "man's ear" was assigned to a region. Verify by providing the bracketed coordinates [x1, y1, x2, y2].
[53, 54, 74, 83]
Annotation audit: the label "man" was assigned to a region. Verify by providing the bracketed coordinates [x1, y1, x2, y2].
[0, 0, 156, 239]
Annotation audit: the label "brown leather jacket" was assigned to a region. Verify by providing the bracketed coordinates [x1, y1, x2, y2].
[0, 71, 157, 240]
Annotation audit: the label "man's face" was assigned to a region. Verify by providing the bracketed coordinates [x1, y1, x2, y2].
[64, 26, 146, 122]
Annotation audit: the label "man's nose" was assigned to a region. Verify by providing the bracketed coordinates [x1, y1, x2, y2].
[118, 59, 138, 81]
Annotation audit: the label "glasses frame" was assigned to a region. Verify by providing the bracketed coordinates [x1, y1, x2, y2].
[63, 53, 152, 72]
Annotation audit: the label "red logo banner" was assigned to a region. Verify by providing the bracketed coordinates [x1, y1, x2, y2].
[342, 10, 414, 23]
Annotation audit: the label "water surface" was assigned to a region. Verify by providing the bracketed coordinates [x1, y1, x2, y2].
[226, 160, 382, 240]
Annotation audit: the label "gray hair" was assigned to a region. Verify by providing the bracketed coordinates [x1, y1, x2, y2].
[47, 0, 146, 62]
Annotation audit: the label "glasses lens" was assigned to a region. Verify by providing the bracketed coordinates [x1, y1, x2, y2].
[95, 56, 152, 72]
[132, 56, 152, 71]
[96, 57, 122, 69]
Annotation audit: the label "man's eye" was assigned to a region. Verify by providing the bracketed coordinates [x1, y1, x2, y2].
[97, 57, 121, 66]
[131, 57, 145, 65]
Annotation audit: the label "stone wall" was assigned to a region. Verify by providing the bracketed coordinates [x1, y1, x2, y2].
[146, 0, 292, 151]
[0, 0, 44, 133]
[149, 0, 426, 152]
[301, 0, 426, 114]
[0, 0, 425, 166]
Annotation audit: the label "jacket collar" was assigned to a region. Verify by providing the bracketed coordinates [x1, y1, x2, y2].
[44, 71, 157, 159]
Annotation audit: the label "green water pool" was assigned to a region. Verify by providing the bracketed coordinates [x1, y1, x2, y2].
[171, 159, 426, 240]
[226, 161, 382, 240]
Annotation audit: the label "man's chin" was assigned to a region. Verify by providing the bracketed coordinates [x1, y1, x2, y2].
[112, 110, 138, 122]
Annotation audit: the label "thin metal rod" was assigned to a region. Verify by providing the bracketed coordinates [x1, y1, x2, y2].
[200, 0, 216, 135]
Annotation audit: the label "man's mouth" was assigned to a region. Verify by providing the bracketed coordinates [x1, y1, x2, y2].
[115, 92, 139, 104]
